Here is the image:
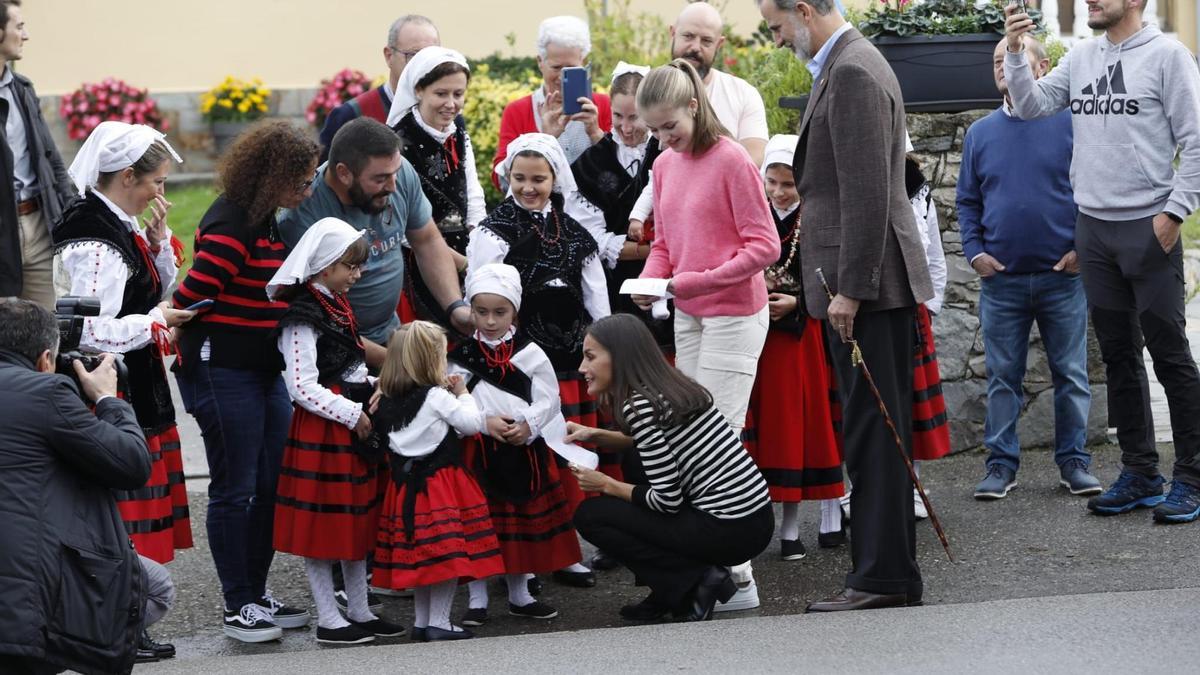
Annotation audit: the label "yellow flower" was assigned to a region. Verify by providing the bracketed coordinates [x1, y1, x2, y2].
[237, 100, 251, 113]
[218, 99, 233, 109]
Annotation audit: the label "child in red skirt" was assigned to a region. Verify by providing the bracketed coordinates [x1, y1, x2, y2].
[368, 320, 505, 641]
[268, 218, 404, 646]
[744, 136, 846, 560]
[451, 263, 600, 626]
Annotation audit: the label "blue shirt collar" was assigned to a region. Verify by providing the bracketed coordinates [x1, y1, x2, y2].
[806, 22, 853, 81]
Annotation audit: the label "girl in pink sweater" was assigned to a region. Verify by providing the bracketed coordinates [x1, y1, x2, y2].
[631, 59, 779, 613]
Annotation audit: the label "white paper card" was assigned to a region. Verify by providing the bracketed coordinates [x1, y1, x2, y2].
[619, 278, 673, 298]
[540, 416, 600, 469]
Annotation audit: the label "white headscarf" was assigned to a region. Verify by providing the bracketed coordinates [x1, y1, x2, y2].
[385, 46, 470, 127]
[760, 134, 799, 180]
[496, 133, 577, 195]
[465, 263, 523, 311]
[67, 121, 183, 195]
[267, 218, 365, 300]
[610, 60, 650, 85]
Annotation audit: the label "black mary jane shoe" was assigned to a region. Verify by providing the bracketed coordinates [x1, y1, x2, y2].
[411, 626, 428, 642]
[424, 625, 475, 641]
[780, 538, 807, 560]
[678, 566, 736, 622]
[552, 569, 597, 588]
[591, 550, 622, 571]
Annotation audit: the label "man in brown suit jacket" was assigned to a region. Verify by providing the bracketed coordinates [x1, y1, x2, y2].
[759, 0, 934, 612]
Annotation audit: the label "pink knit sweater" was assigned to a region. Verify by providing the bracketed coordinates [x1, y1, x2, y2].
[642, 136, 780, 317]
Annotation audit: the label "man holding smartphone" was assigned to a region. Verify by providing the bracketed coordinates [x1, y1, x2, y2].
[1005, 0, 1200, 523]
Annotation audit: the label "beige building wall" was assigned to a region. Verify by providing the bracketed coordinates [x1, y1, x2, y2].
[20, 0, 781, 95]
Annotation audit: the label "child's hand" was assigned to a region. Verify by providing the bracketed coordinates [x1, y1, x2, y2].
[353, 411, 373, 441]
[486, 416, 515, 441]
[447, 374, 467, 396]
[627, 219, 645, 242]
[368, 386, 383, 414]
[502, 420, 532, 445]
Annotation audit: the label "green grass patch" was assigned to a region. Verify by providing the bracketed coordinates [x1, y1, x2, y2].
[167, 183, 217, 281]
[1184, 210, 1200, 248]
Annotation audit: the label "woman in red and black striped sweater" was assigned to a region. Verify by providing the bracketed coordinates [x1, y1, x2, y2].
[172, 120, 320, 643]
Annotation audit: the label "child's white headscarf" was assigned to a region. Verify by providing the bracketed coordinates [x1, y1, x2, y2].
[495, 133, 577, 195]
[465, 263, 523, 311]
[267, 218, 365, 300]
[760, 134, 799, 180]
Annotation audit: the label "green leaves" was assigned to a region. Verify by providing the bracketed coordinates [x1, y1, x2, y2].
[859, 0, 1045, 38]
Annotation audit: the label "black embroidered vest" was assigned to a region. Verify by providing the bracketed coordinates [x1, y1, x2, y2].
[395, 110, 470, 254]
[571, 134, 660, 236]
[275, 288, 366, 386]
[448, 336, 535, 404]
[769, 206, 806, 335]
[52, 192, 175, 432]
[478, 195, 598, 371]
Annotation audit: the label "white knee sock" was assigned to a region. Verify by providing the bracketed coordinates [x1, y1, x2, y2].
[340, 559, 376, 623]
[819, 498, 842, 534]
[562, 562, 591, 573]
[780, 502, 801, 541]
[427, 579, 459, 630]
[506, 574, 535, 607]
[914, 461, 922, 479]
[413, 586, 431, 629]
[467, 579, 490, 610]
[305, 558, 349, 630]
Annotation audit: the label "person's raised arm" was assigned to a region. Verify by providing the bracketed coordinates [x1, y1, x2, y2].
[1003, 6, 1072, 119]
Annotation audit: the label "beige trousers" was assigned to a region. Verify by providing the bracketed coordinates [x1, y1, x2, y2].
[16, 209, 55, 310]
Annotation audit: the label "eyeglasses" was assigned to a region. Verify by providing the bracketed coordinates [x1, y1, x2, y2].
[390, 47, 421, 60]
[340, 261, 363, 273]
[295, 178, 314, 193]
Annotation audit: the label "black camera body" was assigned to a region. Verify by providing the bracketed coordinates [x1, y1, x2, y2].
[54, 296, 130, 401]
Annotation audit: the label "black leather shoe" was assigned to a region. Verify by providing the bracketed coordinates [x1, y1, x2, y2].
[805, 587, 918, 613]
[591, 550, 621, 571]
[425, 625, 474, 641]
[620, 594, 671, 622]
[679, 566, 736, 622]
[552, 569, 597, 588]
[135, 646, 159, 664]
[140, 630, 175, 659]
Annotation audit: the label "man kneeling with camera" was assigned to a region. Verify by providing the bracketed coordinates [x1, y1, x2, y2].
[0, 299, 174, 674]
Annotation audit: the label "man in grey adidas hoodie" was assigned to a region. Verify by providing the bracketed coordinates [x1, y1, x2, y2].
[1004, 0, 1200, 525]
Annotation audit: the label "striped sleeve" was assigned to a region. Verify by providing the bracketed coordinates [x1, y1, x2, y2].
[172, 226, 249, 308]
[626, 398, 684, 514]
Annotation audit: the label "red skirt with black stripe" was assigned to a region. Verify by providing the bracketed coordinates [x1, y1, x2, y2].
[116, 425, 192, 563]
[743, 321, 845, 503]
[465, 437, 582, 574]
[912, 304, 951, 461]
[274, 406, 385, 560]
[555, 372, 605, 510]
[373, 465, 506, 589]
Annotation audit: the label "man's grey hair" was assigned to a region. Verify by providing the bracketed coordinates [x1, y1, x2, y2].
[537, 15, 591, 59]
[387, 14, 437, 49]
[763, 0, 837, 15]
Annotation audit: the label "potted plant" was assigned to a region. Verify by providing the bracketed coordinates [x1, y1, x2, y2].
[200, 76, 271, 155]
[58, 78, 167, 141]
[306, 68, 377, 129]
[859, 0, 1044, 112]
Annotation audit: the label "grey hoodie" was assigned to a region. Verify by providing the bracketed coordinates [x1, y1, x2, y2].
[1004, 24, 1200, 222]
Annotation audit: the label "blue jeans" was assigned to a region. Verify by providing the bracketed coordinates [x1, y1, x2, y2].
[979, 271, 1091, 472]
[176, 363, 291, 610]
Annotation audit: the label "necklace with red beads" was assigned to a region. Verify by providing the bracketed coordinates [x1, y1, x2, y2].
[308, 283, 359, 337]
[530, 207, 562, 247]
[478, 334, 515, 379]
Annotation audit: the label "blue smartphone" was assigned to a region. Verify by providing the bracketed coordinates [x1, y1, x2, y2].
[562, 67, 592, 116]
[184, 299, 215, 312]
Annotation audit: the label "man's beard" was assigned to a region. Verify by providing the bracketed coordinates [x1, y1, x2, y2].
[1087, 2, 1127, 30]
[790, 18, 814, 61]
[672, 41, 712, 79]
[348, 180, 389, 215]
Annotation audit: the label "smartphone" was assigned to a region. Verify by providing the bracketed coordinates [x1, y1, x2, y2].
[561, 67, 592, 116]
[184, 299, 215, 312]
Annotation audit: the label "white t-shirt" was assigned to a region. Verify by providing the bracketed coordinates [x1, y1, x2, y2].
[705, 69, 769, 143]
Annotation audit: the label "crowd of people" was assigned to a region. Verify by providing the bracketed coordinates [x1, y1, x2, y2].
[1, 0, 1198, 671]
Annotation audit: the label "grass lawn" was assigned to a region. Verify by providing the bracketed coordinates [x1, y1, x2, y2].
[1185, 210, 1200, 248]
[167, 183, 217, 281]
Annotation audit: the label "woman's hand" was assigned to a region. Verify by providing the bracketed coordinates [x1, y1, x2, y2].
[564, 421, 597, 444]
[570, 97, 603, 143]
[570, 464, 609, 493]
[158, 302, 196, 328]
[353, 411, 373, 441]
[539, 90, 567, 138]
[143, 195, 172, 249]
[631, 294, 659, 311]
[767, 292, 797, 321]
[502, 420, 532, 445]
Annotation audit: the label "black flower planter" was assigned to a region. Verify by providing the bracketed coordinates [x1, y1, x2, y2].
[871, 33, 1003, 113]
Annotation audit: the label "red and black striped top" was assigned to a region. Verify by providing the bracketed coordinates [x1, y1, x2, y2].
[172, 196, 288, 373]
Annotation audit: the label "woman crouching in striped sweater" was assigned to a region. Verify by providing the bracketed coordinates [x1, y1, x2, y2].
[567, 314, 773, 623]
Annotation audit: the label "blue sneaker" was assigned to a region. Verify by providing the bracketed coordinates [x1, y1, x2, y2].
[1086, 470, 1165, 515]
[1152, 481, 1200, 524]
[974, 464, 1018, 500]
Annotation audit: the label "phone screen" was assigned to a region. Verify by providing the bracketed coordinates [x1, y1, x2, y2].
[561, 67, 592, 116]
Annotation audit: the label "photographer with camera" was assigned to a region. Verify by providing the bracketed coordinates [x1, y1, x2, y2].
[52, 121, 196, 565]
[0, 299, 151, 674]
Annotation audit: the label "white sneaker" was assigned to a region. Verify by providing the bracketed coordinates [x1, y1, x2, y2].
[713, 579, 760, 613]
[223, 603, 283, 643]
[913, 488, 929, 520]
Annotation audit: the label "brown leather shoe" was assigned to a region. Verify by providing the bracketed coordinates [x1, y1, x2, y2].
[805, 587, 916, 612]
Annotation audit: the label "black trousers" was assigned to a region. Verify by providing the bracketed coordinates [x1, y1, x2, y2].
[825, 307, 922, 598]
[574, 498, 774, 608]
[1076, 213, 1200, 488]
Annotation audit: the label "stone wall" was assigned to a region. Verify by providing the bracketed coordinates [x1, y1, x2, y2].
[907, 111, 1109, 453]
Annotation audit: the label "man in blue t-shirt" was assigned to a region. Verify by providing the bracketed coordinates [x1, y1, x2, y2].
[279, 118, 470, 353]
[957, 35, 1100, 502]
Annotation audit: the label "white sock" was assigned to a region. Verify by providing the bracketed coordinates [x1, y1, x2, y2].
[506, 574, 535, 607]
[914, 461, 922, 479]
[562, 562, 590, 574]
[427, 579, 458, 630]
[413, 586, 431, 629]
[780, 502, 801, 541]
[305, 558, 349, 630]
[819, 498, 842, 534]
[467, 579, 490, 610]
[340, 559, 376, 623]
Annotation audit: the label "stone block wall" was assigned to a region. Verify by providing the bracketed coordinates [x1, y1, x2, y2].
[907, 111, 1110, 453]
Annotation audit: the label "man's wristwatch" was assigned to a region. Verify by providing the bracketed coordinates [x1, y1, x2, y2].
[1165, 212, 1183, 225]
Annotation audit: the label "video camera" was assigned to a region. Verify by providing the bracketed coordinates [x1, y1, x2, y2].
[55, 296, 130, 400]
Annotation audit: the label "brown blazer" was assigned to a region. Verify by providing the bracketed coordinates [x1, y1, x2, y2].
[791, 28, 933, 319]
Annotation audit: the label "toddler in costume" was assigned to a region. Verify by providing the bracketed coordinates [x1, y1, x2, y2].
[268, 218, 404, 645]
[369, 320, 505, 641]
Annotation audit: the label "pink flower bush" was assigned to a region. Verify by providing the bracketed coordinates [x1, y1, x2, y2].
[58, 78, 168, 141]
[306, 68, 374, 128]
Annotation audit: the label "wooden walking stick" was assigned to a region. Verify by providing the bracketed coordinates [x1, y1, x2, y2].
[816, 267, 954, 562]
